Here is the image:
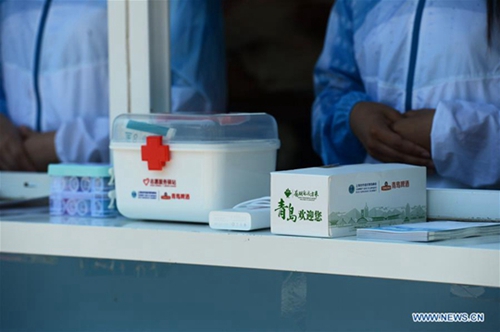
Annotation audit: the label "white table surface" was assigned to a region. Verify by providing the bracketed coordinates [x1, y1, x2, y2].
[1, 209, 499, 288]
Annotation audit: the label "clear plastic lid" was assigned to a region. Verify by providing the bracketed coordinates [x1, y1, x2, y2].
[111, 113, 280, 145]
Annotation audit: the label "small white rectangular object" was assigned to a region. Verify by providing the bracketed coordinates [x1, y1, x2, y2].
[209, 208, 270, 231]
[427, 188, 500, 221]
[0, 171, 50, 199]
[271, 163, 427, 238]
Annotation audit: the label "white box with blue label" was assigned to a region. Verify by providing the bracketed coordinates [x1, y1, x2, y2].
[110, 113, 280, 222]
[270, 163, 426, 238]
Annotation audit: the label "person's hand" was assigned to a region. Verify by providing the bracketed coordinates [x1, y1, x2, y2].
[391, 109, 435, 153]
[350, 102, 433, 167]
[0, 114, 36, 171]
[21, 127, 59, 172]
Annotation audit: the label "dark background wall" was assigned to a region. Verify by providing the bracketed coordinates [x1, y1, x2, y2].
[224, 0, 335, 170]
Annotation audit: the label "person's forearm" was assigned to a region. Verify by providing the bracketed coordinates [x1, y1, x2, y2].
[391, 109, 435, 153]
[349, 102, 433, 167]
[24, 131, 59, 172]
[0, 115, 37, 171]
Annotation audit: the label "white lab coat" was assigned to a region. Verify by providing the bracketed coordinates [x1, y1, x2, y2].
[0, 0, 227, 163]
[312, 0, 500, 188]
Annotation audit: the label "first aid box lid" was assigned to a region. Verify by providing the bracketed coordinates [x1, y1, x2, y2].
[110, 113, 280, 146]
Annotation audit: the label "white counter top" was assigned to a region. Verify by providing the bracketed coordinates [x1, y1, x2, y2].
[1, 210, 499, 288]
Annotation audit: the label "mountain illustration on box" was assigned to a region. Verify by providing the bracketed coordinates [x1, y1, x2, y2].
[329, 203, 426, 227]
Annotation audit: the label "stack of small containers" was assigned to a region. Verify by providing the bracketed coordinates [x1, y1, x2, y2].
[48, 164, 118, 218]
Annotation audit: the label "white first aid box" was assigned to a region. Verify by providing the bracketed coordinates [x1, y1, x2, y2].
[110, 113, 280, 222]
[271, 164, 426, 238]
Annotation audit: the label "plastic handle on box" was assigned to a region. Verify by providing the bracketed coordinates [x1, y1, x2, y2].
[108, 167, 115, 185]
[108, 190, 116, 209]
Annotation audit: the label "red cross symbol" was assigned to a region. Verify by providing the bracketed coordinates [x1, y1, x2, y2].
[141, 136, 170, 171]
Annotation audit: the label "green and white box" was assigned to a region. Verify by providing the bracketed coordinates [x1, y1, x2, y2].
[271, 163, 426, 238]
